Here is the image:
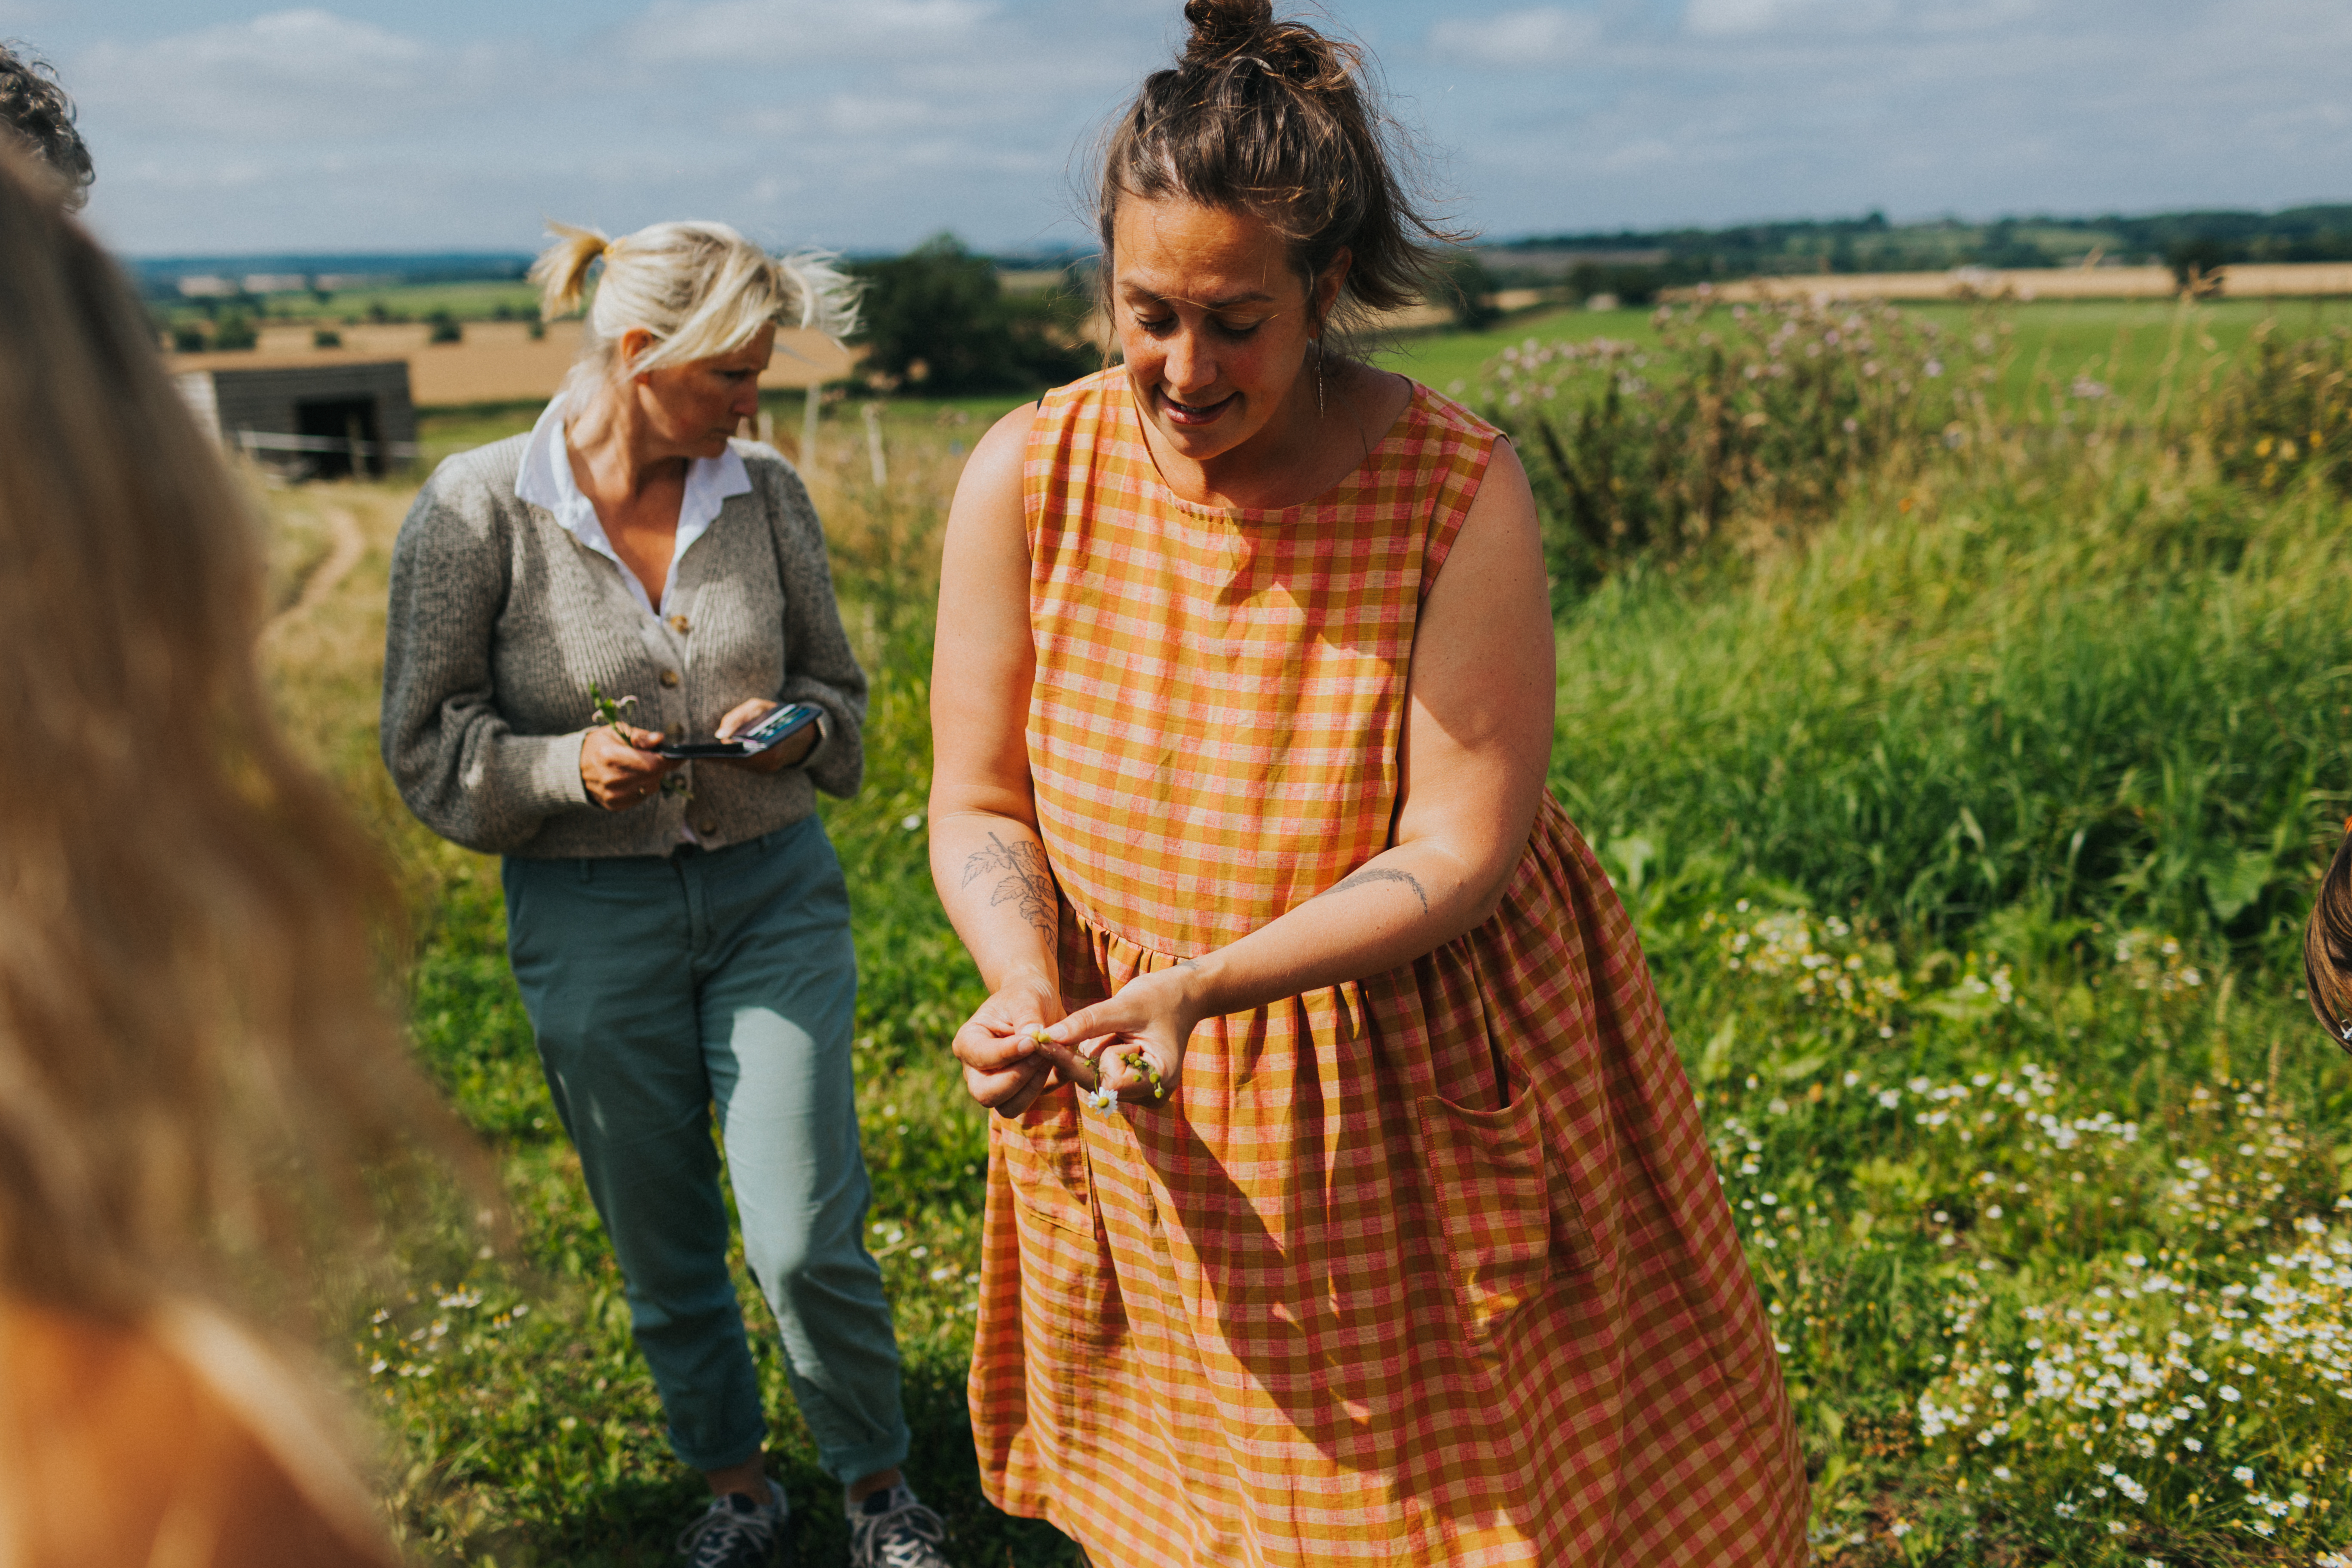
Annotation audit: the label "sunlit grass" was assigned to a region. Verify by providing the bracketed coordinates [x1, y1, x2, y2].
[1378, 296, 2352, 421]
[257, 318, 2352, 1565]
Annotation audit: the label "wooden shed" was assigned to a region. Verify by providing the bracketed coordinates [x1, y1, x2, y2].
[174, 360, 418, 478]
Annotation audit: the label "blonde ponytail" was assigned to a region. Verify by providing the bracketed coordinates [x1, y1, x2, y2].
[530, 219, 861, 403]
[529, 222, 610, 321]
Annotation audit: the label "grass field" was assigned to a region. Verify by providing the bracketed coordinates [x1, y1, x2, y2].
[156, 276, 545, 332]
[258, 305, 2352, 1566]
[413, 393, 1024, 476]
[1380, 296, 2352, 417]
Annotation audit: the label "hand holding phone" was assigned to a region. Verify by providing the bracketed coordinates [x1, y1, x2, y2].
[655, 701, 821, 761]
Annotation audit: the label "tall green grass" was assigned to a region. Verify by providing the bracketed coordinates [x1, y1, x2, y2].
[1555, 450, 2352, 946]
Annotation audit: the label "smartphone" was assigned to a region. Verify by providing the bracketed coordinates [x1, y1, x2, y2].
[655, 702, 821, 760]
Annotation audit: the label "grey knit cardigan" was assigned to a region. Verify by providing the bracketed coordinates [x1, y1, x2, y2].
[381, 434, 866, 858]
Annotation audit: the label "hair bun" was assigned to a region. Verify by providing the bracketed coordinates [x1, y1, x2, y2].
[1182, 0, 1275, 65]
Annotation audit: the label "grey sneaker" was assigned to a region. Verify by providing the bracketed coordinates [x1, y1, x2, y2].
[678, 1478, 789, 1568]
[847, 1483, 949, 1568]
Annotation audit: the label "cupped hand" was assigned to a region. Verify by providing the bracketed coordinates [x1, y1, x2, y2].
[581, 723, 678, 810]
[952, 974, 1090, 1119]
[710, 698, 818, 774]
[1046, 962, 1208, 1109]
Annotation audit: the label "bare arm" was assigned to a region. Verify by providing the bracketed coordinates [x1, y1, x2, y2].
[928, 403, 1092, 1115]
[1055, 438, 1557, 1101]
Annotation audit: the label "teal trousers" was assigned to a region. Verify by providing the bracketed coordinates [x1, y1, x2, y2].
[502, 816, 909, 1481]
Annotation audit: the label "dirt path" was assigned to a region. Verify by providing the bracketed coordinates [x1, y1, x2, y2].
[275, 505, 366, 628]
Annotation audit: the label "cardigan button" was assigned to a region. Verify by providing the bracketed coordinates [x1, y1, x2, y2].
[669, 615, 690, 634]
[659, 669, 680, 687]
[697, 819, 717, 835]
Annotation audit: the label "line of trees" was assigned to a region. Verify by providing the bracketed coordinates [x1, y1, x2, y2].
[1486, 205, 2352, 300]
[848, 233, 1096, 395]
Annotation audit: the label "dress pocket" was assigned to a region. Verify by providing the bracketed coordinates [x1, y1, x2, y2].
[1412, 1090, 1559, 1338]
[994, 1088, 1124, 1351]
[996, 1089, 1096, 1237]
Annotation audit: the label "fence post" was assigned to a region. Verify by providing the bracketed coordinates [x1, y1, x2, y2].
[802, 386, 821, 469]
[863, 402, 886, 487]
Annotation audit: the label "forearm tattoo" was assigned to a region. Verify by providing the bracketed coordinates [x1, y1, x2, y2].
[1317, 864, 1430, 916]
[962, 831, 1059, 945]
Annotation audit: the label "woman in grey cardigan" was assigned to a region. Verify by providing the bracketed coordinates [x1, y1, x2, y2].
[382, 220, 946, 1568]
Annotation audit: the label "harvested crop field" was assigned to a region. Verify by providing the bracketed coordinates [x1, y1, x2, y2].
[163, 319, 854, 405]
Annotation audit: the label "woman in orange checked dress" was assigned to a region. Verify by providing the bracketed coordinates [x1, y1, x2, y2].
[925, 5, 1811, 1563]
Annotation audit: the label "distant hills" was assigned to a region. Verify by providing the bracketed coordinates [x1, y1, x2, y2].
[129, 252, 536, 298]
[1476, 205, 2352, 298]
[124, 203, 2352, 306]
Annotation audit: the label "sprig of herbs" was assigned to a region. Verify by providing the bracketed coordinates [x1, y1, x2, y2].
[586, 680, 638, 735]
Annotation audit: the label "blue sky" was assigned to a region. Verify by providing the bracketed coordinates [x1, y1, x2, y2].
[14, 0, 2352, 258]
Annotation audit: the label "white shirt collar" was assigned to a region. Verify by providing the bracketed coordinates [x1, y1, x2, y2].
[515, 393, 752, 620]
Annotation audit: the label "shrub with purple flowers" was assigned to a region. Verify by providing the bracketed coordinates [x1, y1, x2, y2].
[1480, 294, 1988, 594]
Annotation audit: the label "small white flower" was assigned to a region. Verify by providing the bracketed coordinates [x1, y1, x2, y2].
[2233, 1465, 2256, 1484]
[2219, 1385, 2241, 1402]
[1077, 1083, 1119, 1115]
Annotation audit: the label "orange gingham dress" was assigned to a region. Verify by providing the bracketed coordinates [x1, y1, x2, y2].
[972, 369, 1809, 1566]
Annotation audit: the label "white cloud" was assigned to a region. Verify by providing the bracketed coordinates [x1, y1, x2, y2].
[626, 0, 996, 64]
[103, 9, 427, 85]
[739, 94, 946, 138]
[74, 10, 487, 139]
[1683, 0, 1851, 37]
[1683, 0, 2039, 38]
[1428, 7, 1603, 68]
[57, 0, 2352, 259]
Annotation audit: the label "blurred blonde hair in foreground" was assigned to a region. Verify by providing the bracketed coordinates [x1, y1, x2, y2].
[0, 144, 473, 1564]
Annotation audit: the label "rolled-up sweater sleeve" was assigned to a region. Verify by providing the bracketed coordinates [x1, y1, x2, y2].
[381, 466, 591, 854]
[765, 465, 867, 800]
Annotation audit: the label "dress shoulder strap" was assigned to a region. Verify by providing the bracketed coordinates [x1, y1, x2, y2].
[1021, 369, 1133, 557]
[1395, 382, 1503, 599]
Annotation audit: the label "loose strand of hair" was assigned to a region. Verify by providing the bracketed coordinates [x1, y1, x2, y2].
[531, 222, 609, 321]
[2303, 827, 2352, 1051]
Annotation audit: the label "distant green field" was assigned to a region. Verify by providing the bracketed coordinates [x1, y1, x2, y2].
[412, 392, 1028, 474]
[1378, 296, 2352, 415]
[396, 295, 2352, 481]
[156, 276, 542, 330]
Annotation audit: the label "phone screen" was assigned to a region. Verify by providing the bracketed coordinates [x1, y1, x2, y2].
[654, 703, 820, 760]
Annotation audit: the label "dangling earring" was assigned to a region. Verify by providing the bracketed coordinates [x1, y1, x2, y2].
[1313, 336, 1326, 420]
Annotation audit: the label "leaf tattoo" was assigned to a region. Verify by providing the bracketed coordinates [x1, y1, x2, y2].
[962, 831, 1059, 944]
[1317, 864, 1430, 916]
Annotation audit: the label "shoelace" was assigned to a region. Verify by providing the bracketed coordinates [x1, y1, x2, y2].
[848, 1495, 947, 1568]
[677, 1494, 779, 1568]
